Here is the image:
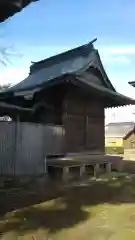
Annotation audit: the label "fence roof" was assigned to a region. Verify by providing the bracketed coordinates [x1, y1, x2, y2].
[105, 122, 135, 138]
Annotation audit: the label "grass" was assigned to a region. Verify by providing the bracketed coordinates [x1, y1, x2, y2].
[1, 173, 135, 239]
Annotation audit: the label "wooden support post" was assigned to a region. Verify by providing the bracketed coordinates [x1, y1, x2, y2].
[106, 162, 112, 174]
[80, 165, 85, 178]
[44, 157, 48, 175]
[94, 164, 99, 178]
[63, 166, 70, 182]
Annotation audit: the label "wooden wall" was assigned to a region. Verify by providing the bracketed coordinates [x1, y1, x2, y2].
[62, 87, 105, 153]
[32, 85, 64, 125]
[85, 96, 104, 152]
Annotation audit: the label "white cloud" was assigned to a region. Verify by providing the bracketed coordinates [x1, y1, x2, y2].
[97, 44, 135, 123]
[105, 105, 135, 124]
[0, 67, 29, 85]
[104, 72, 135, 124]
[97, 44, 135, 66]
[98, 45, 135, 55]
[101, 55, 131, 65]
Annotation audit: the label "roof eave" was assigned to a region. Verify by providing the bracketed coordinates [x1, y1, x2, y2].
[0, 74, 70, 98]
[2, 74, 135, 108]
[0, 0, 38, 22]
[95, 50, 116, 92]
[0, 102, 32, 118]
[128, 81, 135, 87]
[75, 75, 135, 107]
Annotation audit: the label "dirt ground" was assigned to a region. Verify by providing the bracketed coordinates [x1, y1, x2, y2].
[1, 173, 135, 239]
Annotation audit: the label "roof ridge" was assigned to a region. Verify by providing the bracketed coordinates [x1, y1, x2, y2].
[30, 40, 96, 74]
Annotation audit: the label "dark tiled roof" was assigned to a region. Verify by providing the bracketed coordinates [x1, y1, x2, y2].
[105, 122, 135, 138]
[30, 41, 94, 74]
[3, 40, 135, 107]
[76, 75, 135, 107]
[8, 40, 115, 93]
[0, 0, 38, 22]
[129, 81, 135, 87]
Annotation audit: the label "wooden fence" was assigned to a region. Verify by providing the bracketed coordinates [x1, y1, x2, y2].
[0, 121, 65, 176]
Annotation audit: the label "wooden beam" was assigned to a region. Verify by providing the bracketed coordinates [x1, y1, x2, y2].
[0, 102, 32, 112]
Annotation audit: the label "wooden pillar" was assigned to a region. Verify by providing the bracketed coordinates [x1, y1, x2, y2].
[63, 166, 70, 182]
[44, 157, 48, 175]
[94, 164, 99, 178]
[80, 165, 85, 178]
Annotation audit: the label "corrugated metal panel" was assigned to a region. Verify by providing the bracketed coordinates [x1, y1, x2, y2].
[0, 122, 16, 175]
[0, 122, 65, 176]
[15, 123, 45, 175]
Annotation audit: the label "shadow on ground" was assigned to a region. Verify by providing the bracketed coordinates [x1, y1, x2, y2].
[1, 174, 135, 236]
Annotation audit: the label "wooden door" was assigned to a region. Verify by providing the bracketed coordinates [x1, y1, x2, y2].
[85, 116, 104, 152]
[63, 114, 86, 152]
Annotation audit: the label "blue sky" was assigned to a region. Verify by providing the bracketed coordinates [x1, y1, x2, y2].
[0, 0, 135, 122]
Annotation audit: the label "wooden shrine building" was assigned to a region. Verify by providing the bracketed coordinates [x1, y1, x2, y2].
[1, 40, 135, 158]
